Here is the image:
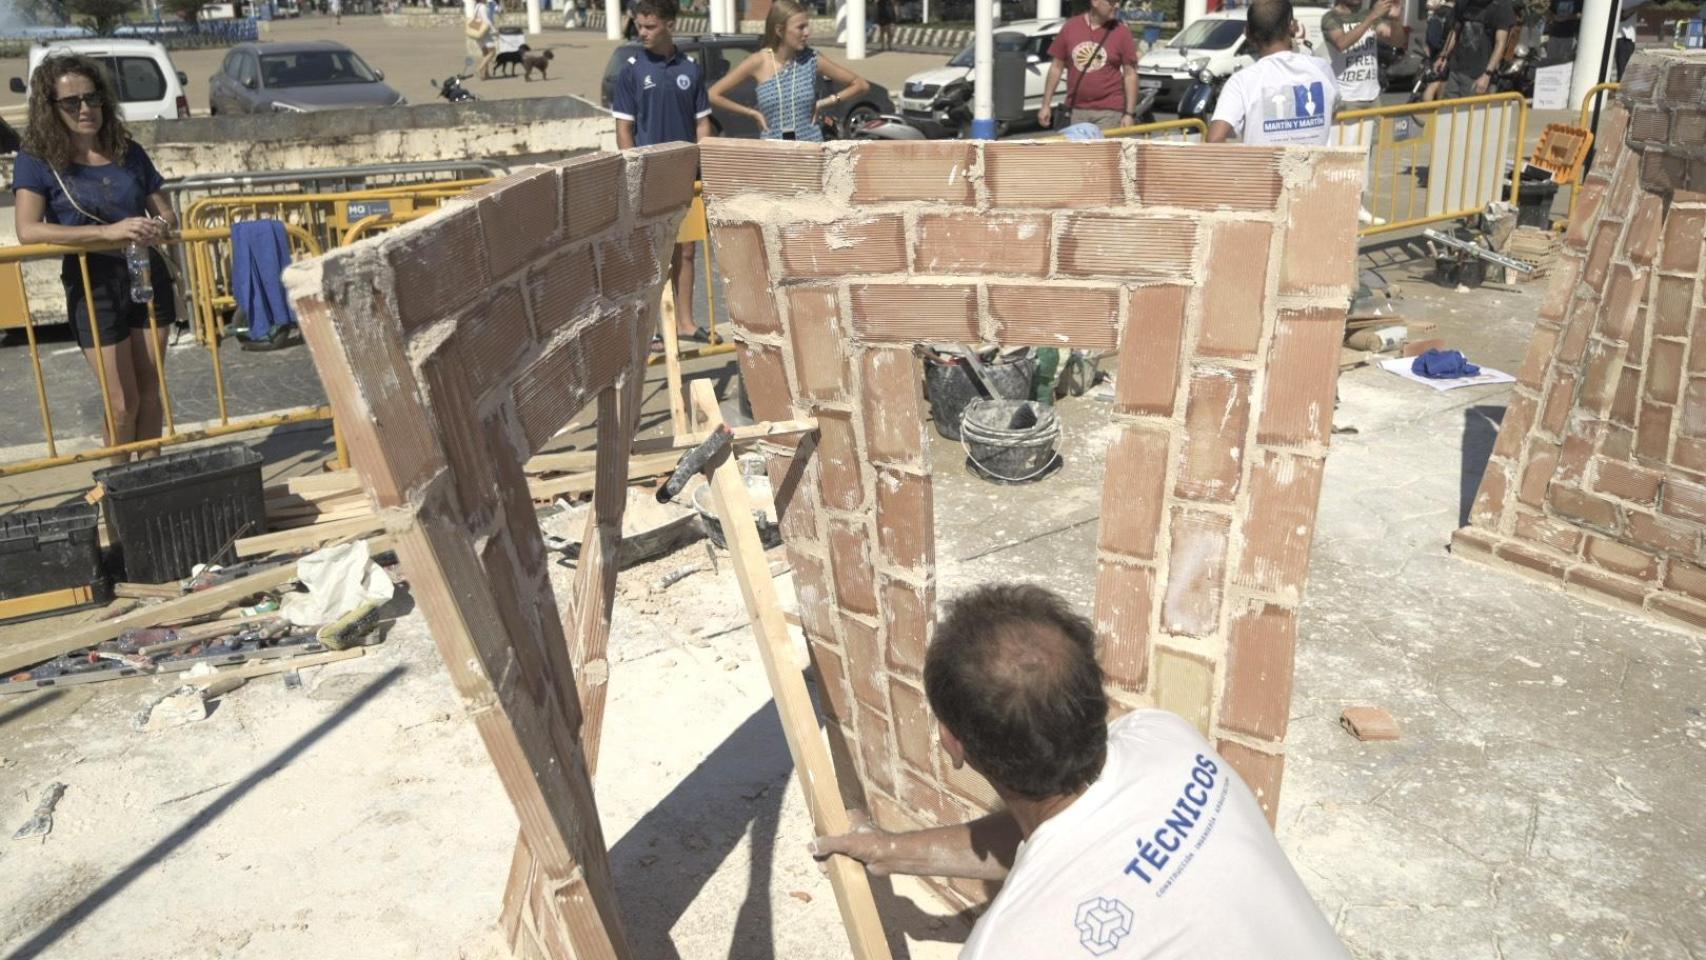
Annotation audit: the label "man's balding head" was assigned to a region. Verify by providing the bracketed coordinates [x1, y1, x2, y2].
[1246, 0, 1297, 49]
[924, 584, 1108, 801]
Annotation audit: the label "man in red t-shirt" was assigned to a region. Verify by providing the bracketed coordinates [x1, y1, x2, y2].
[1038, 0, 1139, 130]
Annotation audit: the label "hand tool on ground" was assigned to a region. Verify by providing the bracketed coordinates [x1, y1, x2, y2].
[656, 424, 734, 503]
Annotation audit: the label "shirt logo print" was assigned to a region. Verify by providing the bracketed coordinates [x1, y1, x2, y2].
[643, 74, 656, 89]
[676, 73, 692, 90]
[1071, 39, 1110, 72]
[1073, 896, 1134, 956]
[1262, 81, 1327, 133]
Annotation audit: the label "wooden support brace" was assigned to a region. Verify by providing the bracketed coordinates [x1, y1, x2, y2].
[657, 279, 690, 437]
[688, 378, 893, 960]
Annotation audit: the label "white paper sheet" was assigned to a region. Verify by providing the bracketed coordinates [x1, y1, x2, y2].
[1379, 356, 1516, 392]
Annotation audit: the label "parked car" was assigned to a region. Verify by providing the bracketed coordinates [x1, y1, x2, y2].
[208, 41, 405, 114]
[1137, 7, 1331, 112]
[8, 39, 191, 121]
[599, 35, 894, 138]
[897, 18, 1064, 138]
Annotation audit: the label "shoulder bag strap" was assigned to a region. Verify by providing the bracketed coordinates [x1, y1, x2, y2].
[1065, 18, 1121, 112]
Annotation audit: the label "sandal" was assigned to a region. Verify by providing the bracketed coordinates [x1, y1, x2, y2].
[649, 334, 667, 355]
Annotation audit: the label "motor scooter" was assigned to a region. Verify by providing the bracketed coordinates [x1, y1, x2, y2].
[431, 72, 477, 104]
[853, 78, 970, 140]
[1176, 64, 1226, 123]
[1492, 43, 1541, 99]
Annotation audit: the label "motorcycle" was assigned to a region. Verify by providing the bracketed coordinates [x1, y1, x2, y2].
[1176, 63, 1226, 123]
[853, 77, 970, 140]
[431, 73, 477, 104]
[1492, 43, 1541, 99]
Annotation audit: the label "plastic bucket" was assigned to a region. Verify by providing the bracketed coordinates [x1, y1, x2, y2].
[923, 349, 1035, 441]
[960, 399, 1061, 484]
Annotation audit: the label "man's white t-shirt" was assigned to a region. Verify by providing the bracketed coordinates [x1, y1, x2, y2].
[1210, 51, 1341, 146]
[959, 710, 1349, 960]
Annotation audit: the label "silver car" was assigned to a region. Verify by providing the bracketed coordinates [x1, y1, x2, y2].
[208, 41, 405, 115]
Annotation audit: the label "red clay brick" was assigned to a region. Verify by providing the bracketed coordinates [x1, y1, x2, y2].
[779, 216, 907, 278]
[1600, 265, 1648, 344]
[1629, 510, 1697, 559]
[511, 334, 590, 454]
[1659, 206, 1706, 273]
[1492, 393, 1537, 459]
[1666, 560, 1706, 603]
[1470, 461, 1509, 528]
[1647, 338, 1685, 405]
[1215, 739, 1284, 827]
[854, 702, 896, 795]
[1197, 220, 1274, 358]
[737, 343, 795, 422]
[850, 141, 975, 204]
[889, 679, 934, 775]
[988, 284, 1121, 349]
[384, 203, 490, 331]
[1153, 647, 1215, 735]
[1676, 436, 1706, 474]
[1057, 214, 1198, 280]
[943, 754, 1003, 811]
[1098, 423, 1170, 561]
[454, 283, 535, 401]
[1452, 526, 1497, 557]
[841, 617, 886, 711]
[1624, 192, 1665, 266]
[635, 143, 699, 219]
[422, 343, 499, 524]
[1279, 152, 1362, 296]
[1558, 294, 1598, 364]
[699, 139, 824, 199]
[899, 771, 966, 828]
[598, 227, 663, 301]
[1538, 255, 1582, 321]
[847, 284, 978, 343]
[1585, 535, 1660, 581]
[1540, 374, 1576, 436]
[1094, 560, 1155, 692]
[1655, 275, 1697, 341]
[861, 347, 926, 467]
[1513, 510, 1584, 554]
[1516, 325, 1560, 389]
[815, 410, 865, 511]
[1556, 429, 1598, 485]
[1564, 181, 1604, 249]
[769, 454, 819, 542]
[478, 167, 562, 280]
[1602, 424, 1635, 461]
[1114, 285, 1189, 416]
[1550, 484, 1621, 532]
[1578, 340, 1627, 417]
[558, 152, 622, 243]
[1610, 367, 1641, 428]
[1160, 509, 1230, 638]
[1176, 368, 1251, 503]
[1236, 453, 1325, 599]
[1583, 220, 1619, 292]
[525, 243, 598, 340]
[875, 469, 932, 572]
[1565, 566, 1650, 605]
[882, 577, 933, 677]
[1650, 593, 1706, 631]
[792, 553, 838, 644]
[1628, 104, 1671, 143]
[1636, 403, 1674, 461]
[1593, 458, 1662, 504]
[1684, 379, 1706, 437]
[827, 519, 879, 617]
[914, 213, 1050, 276]
[712, 222, 782, 336]
[1495, 536, 1573, 579]
[1662, 477, 1706, 524]
[1221, 601, 1297, 742]
[1138, 142, 1283, 211]
[786, 287, 848, 401]
[1517, 440, 1561, 508]
[984, 140, 1123, 208]
[1258, 307, 1343, 447]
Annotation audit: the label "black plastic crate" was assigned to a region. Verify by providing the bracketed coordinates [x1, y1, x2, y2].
[0, 502, 111, 622]
[94, 442, 266, 584]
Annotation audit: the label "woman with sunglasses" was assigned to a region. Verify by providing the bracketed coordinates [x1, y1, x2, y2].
[12, 55, 178, 464]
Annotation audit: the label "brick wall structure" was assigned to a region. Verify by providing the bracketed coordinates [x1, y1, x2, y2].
[284, 143, 700, 960]
[699, 135, 1365, 905]
[1455, 51, 1706, 631]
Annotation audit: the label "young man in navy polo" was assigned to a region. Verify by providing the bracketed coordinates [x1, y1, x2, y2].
[612, 0, 711, 346]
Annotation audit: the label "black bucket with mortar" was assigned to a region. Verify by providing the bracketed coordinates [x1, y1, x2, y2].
[960, 399, 1061, 484]
[924, 348, 1035, 441]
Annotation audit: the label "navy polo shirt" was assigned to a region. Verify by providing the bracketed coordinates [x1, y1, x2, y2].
[610, 46, 710, 147]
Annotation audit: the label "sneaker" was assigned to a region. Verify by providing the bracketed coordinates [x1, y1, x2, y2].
[1358, 207, 1387, 226]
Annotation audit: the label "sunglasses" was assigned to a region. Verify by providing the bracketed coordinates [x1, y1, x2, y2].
[52, 94, 105, 111]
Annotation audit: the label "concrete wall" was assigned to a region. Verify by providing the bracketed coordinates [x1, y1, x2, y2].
[698, 136, 1365, 914]
[1457, 51, 1706, 632]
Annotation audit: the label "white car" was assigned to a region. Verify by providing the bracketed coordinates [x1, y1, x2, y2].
[1137, 7, 1330, 112]
[8, 39, 192, 121]
[897, 18, 1066, 138]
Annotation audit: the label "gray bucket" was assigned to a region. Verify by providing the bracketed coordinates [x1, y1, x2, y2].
[960, 399, 1061, 484]
[924, 349, 1036, 441]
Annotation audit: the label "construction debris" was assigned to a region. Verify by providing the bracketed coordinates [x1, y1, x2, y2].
[11, 783, 66, 841]
[135, 685, 211, 732]
[1340, 706, 1402, 742]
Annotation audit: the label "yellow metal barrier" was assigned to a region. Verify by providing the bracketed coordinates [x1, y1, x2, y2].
[1337, 91, 1529, 237]
[0, 224, 328, 478]
[1046, 117, 1210, 142]
[1570, 82, 1622, 221]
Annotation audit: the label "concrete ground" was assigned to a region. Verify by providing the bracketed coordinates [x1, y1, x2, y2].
[3, 236, 1703, 958]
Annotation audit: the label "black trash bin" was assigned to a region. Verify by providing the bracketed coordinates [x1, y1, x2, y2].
[1514, 179, 1560, 229]
[93, 442, 266, 583]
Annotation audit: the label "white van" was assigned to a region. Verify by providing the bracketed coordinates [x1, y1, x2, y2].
[1137, 7, 1331, 112]
[898, 18, 1067, 138]
[8, 39, 193, 122]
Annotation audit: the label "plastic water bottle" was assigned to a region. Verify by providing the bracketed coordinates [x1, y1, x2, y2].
[125, 241, 153, 304]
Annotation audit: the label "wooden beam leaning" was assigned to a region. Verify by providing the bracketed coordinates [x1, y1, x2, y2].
[688, 379, 893, 960]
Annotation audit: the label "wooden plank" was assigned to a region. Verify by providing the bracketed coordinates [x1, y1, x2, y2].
[0, 585, 97, 621]
[235, 516, 386, 558]
[525, 450, 683, 501]
[0, 560, 301, 676]
[276, 470, 363, 497]
[687, 379, 893, 960]
[137, 613, 281, 656]
[114, 582, 183, 600]
[525, 418, 818, 476]
[182, 647, 364, 685]
[658, 279, 689, 436]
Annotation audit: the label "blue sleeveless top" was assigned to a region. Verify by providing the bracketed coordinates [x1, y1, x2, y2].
[756, 48, 823, 142]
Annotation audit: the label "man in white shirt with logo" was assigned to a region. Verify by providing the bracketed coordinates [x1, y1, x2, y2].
[1207, 0, 1341, 145]
[811, 583, 1349, 959]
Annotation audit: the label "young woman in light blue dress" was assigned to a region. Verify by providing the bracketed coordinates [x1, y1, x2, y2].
[708, 0, 869, 141]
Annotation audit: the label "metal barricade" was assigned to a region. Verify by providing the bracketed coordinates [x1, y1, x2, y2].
[1103, 117, 1210, 141]
[0, 225, 328, 477]
[1571, 82, 1622, 221]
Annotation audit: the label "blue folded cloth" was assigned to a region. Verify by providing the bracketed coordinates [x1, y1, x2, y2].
[1411, 348, 1480, 379]
[1060, 122, 1106, 141]
[231, 219, 295, 341]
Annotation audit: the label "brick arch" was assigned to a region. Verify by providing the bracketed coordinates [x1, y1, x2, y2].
[700, 135, 1364, 899]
